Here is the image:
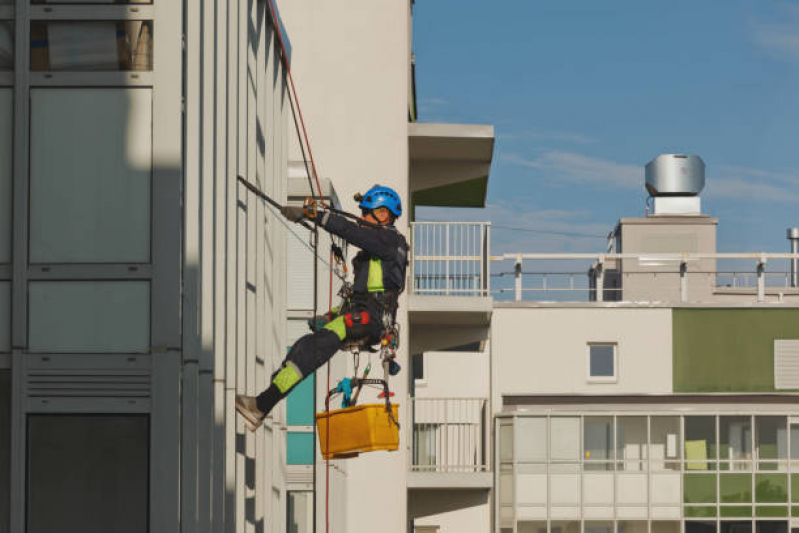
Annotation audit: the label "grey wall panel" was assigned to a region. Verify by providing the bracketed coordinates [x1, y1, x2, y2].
[29, 88, 152, 264]
[0, 282, 8, 352]
[28, 281, 149, 353]
[0, 369, 9, 533]
[0, 89, 10, 264]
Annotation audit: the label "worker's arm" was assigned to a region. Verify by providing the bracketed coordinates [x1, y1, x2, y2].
[320, 211, 397, 259]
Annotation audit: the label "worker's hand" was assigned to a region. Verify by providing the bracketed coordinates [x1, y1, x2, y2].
[280, 205, 306, 223]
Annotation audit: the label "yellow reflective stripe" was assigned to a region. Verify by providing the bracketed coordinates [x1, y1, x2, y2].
[367, 258, 384, 292]
[272, 364, 302, 394]
[323, 316, 347, 341]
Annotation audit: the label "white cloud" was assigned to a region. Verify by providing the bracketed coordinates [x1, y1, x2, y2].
[502, 150, 641, 190]
[753, 23, 799, 58]
[498, 129, 597, 145]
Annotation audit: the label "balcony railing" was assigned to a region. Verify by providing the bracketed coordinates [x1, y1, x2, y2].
[410, 222, 490, 297]
[410, 397, 489, 473]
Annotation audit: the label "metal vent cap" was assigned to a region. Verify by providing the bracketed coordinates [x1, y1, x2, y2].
[645, 154, 705, 197]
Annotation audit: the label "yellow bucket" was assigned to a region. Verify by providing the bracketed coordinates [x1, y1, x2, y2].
[315, 403, 399, 459]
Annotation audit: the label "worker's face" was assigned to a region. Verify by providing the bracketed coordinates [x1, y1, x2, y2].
[361, 207, 392, 226]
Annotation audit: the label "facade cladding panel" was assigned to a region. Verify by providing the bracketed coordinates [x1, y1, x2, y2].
[673, 309, 799, 392]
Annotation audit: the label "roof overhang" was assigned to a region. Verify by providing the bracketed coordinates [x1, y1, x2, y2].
[409, 123, 494, 209]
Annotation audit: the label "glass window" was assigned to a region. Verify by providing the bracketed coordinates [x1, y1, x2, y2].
[651, 416, 681, 470]
[413, 424, 438, 469]
[286, 432, 313, 465]
[412, 353, 424, 380]
[721, 522, 753, 533]
[287, 492, 312, 533]
[721, 416, 753, 470]
[585, 521, 614, 533]
[30, 88, 151, 263]
[588, 343, 616, 380]
[652, 522, 680, 533]
[720, 473, 753, 503]
[0, 88, 10, 264]
[685, 473, 718, 504]
[617, 416, 647, 471]
[0, 370, 9, 533]
[551, 522, 580, 533]
[686, 416, 717, 470]
[499, 420, 513, 463]
[757, 417, 787, 470]
[515, 417, 546, 463]
[29, 281, 150, 353]
[618, 522, 647, 533]
[286, 375, 314, 426]
[0, 282, 9, 352]
[0, 21, 11, 70]
[27, 414, 148, 533]
[30, 21, 152, 71]
[756, 473, 788, 503]
[790, 422, 799, 467]
[518, 521, 547, 533]
[687, 507, 717, 518]
[686, 522, 718, 533]
[584, 416, 613, 470]
[756, 522, 788, 533]
[550, 417, 580, 462]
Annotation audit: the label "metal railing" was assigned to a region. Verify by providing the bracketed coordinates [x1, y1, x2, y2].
[492, 252, 799, 303]
[410, 397, 489, 473]
[410, 222, 490, 297]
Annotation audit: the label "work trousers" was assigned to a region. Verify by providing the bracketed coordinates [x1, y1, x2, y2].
[256, 299, 383, 415]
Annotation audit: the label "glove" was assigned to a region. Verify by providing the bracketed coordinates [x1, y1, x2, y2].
[280, 205, 306, 223]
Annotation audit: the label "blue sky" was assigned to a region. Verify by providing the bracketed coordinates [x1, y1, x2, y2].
[413, 0, 799, 257]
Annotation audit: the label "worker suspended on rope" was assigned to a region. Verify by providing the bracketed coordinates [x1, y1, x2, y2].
[235, 185, 408, 431]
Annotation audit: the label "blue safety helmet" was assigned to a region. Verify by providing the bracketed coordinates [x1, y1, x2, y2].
[358, 185, 402, 218]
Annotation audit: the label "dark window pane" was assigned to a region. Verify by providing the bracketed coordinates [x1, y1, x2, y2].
[686, 521, 718, 533]
[412, 353, 424, 380]
[721, 522, 753, 533]
[720, 416, 752, 463]
[32, 0, 150, 3]
[0, 370, 9, 533]
[0, 21, 12, 70]
[757, 417, 787, 467]
[686, 416, 717, 467]
[30, 21, 153, 71]
[288, 492, 312, 533]
[27, 415, 149, 533]
[756, 522, 788, 533]
[589, 344, 614, 377]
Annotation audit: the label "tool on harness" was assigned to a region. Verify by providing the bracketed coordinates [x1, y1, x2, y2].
[325, 378, 399, 430]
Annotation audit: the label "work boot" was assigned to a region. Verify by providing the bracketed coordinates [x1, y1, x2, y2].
[235, 395, 265, 432]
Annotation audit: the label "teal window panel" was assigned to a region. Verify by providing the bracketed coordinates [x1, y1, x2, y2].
[287, 432, 313, 465]
[287, 374, 314, 426]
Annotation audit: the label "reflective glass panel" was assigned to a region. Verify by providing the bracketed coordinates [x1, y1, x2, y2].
[618, 522, 647, 533]
[757, 417, 787, 470]
[685, 473, 718, 504]
[288, 492, 313, 533]
[756, 522, 788, 533]
[0, 88, 10, 263]
[30, 88, 151, 263]
[720, 473, 753, 503]
[720, 416, 753, 469]
[686, 522, 718, 533]
[0, 371, 9, 532]
[551, 522, 580, 533]
[686, 416, 717, 470]
[617, 416, 647, 470]
[755, 474, 788, 503]
[652, 522, 680, 533]
[585, 522, 614, 533]
[589, 344, 615, 377]
[651, 416, 681, 470]
[33, 0, 150, 3]
[27, 415, 149, 533]
[584, 416, 613, 470]
[518, 522, 547, 533]
[721, 522, 753, 533]
[31, 21, 152, 71]
[0, 282, 8, 352]
[515, 417, 547, 463]
[0, 21, 11, 70]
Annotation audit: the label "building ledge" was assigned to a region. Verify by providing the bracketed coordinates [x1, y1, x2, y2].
[409, 294, 492, 324]
[409, 122, 494, 208]
[407, 471, 493, 490]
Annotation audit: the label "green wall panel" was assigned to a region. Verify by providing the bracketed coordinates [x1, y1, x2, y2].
[286, 432, 314, 465]
[755, 506, 788, 517]
[685, 474, 717, 503]
[686, 507, 716, 518]
[673, 309, 799, 392]
[720, 507, 753, 517]
[756, 474, 788, 503]
[721, 474, 753, 503]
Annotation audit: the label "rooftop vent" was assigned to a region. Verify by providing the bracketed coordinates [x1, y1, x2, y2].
[645, 154, 705, 215]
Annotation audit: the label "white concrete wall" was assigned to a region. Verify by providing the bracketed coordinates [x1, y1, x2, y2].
[414, 500, 491, 533]
[415, 349, 490, 399]
[278, 2, 412, 532]
[492, 307, 673, 402]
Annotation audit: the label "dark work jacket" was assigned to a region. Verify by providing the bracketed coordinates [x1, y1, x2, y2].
[321, 212, 408, 299]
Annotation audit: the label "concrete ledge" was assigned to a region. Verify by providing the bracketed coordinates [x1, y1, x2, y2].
[409, 295, 493, 326]
[407, 471, 493, 490]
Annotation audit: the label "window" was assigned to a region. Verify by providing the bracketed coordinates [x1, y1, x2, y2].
[617, 416, 647, 471]
[757, 416, 787, 470]
[588, 343, 617, 382]
[720, 416, 753, 470]
[27, 415, 149, 533]
[0, 21, 11, 70]
[287, 491, 313, 533]
[0, 370, 9, 533]
[0, 282, 9, 352]
[584, 416, 613, 470]
[412, 353, 424, 381]
[30, 21, 152, 71]
[28, 281, 150, 353]
[685, 416, 717, 470]
[0, 88, 10, 264]
[650, 416, 681, 471]
[29, 89, 152, 263]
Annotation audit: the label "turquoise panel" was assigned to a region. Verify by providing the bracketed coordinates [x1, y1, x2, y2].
[286, 432, 314, 465]
[287, 373, 314, 426]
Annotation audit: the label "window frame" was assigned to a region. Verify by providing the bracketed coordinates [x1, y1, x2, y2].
[587, 342, 618, 383]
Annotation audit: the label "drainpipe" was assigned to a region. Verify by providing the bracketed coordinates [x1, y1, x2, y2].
[789, 228, 799, 288]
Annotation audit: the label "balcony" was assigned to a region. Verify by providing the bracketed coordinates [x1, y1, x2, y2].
[407, 397, 492, 490]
